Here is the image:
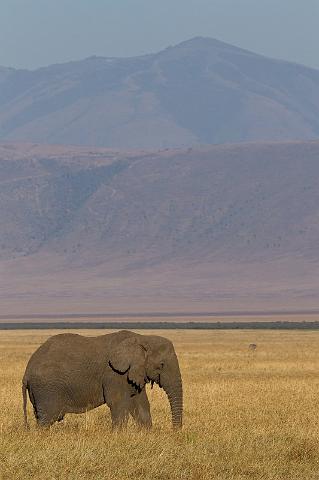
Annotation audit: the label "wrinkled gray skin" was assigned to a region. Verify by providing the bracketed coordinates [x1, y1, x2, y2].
[22, 330, 182, 429]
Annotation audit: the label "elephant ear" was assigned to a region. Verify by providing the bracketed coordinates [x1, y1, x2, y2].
[109, 337, 147, 390]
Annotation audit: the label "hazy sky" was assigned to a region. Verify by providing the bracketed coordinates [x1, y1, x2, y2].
[1, 0, 319, 70]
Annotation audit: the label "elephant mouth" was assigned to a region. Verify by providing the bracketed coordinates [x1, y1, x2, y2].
[148, 374, 161, 389]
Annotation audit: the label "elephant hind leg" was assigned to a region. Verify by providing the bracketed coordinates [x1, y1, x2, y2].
[29, 384, 64, 428]
[36, 413, 54, 428]
[36, 406, 64, 428]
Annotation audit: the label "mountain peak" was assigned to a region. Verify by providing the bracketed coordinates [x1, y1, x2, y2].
[176, 36, 231, 47]
[167, 36, 253, 55]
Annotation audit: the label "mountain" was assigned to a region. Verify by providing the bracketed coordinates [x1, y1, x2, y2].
[1, 37, 319, 148]
[0, 141, 319, 315]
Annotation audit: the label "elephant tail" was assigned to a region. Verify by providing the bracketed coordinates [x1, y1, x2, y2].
[22, 380, 29, 429]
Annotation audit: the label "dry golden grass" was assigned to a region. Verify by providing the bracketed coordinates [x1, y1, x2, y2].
[1, 329, 319, 479]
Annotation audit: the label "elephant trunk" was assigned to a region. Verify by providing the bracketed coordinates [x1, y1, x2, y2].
[161, 356, 183, 429]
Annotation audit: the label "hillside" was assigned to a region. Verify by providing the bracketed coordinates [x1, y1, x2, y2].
[1, 37, 319, 148]
[0, 141, 319, 314]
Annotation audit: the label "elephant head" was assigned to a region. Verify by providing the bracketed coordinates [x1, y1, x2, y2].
[109, 333, 183, 428]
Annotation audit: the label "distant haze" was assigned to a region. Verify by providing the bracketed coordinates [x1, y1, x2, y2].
[1, 0, 319, 70]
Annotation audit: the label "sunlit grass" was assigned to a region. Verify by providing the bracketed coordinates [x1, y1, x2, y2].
[1, 329, 319, 479]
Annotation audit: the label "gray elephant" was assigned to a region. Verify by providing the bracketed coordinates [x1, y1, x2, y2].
[22, 330, 183, 429]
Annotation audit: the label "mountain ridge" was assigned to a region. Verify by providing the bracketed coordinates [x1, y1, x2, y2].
[3, 36, 318, 72]
[1, 37, 319, 148]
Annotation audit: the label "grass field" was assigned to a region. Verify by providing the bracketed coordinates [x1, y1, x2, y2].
[1, 329, 319, 479]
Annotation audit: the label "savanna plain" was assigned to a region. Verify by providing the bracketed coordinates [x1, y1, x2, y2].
[1, 328, 319, 479]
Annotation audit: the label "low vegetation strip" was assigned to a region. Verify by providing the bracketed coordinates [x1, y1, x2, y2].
[2, 309, 319, 319]
[1, 321, 319, 330]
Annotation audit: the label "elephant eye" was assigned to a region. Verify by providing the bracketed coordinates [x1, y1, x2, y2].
[160, 362, 164, 368]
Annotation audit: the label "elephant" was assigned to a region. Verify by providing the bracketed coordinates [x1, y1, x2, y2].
[22, 330, 183, 429]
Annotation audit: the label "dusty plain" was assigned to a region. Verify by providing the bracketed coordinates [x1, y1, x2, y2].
[1, 328, 319, 479]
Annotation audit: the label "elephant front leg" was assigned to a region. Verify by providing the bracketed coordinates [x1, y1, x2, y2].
[129, 389, 152, 428]
[110, 402, 130, 429]
[105, 387, 130, 429]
